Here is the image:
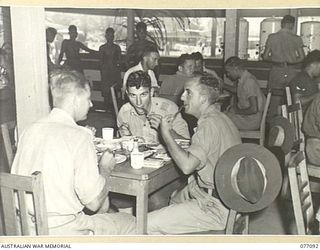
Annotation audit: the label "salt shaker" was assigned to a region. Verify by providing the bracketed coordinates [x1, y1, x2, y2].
[130, 138, 144, 169]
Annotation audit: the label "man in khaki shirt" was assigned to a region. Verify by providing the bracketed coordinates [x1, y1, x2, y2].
[263, 14, 305, 118]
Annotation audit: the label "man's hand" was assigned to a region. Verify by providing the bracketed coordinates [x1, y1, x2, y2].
[147, 113, 163, 130]
[85, 125, 96, 137]
[159, 114, 174, 136]
[99, 151, 116, 175]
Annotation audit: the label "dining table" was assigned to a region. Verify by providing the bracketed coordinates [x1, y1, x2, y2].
[100, 157, 182, 234]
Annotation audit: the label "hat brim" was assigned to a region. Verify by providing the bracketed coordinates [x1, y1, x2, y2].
[268, 116, 295, 154]
[215, 143, 282, 213]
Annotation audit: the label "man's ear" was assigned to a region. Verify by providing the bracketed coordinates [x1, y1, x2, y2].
[200, 94, 207, 104]
[178, 65, 183, 72]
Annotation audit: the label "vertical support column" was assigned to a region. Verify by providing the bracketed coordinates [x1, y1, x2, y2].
[10, 7, 49, 135]
[290, 9, 299, 34]
[210, 18, 217, 57]
[2, 7, 12, 46]
[127, 9, 135, 49]
[224, 9, 240, 62]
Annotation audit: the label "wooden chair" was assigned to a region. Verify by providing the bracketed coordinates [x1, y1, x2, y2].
[281, 99, 320, 186]
[1, 120, 16, 168]
[287, 151, 317, 234]
[239, 90, 272, 146]
[110, 83, 120, 117]
[0, 171, 48, 235]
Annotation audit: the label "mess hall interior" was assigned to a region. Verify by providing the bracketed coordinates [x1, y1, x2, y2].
[0, 5, 320, 236]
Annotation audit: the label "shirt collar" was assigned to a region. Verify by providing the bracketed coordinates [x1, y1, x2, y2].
[198, 104, 220, 122]
[49, 108, 77, 126]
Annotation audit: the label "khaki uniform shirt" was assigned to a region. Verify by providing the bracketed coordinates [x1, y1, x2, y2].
[117, 97, 190, 143]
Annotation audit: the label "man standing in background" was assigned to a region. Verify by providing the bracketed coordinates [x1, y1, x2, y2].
[263, 14, 305, 118]
[46, 27, 58, 71]
[125, 22, 158, 70]
[99, 27, 122, 112]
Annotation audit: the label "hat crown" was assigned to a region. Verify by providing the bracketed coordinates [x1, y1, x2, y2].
[236, 157, 266, 204]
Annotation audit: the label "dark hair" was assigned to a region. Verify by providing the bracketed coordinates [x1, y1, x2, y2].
[224, 56, 243, 68]
[303, 49, 320, 69]
[126, 70, 151, 90]
[281, 15, 295, 26]
[46, 27, 57, 36]
[191, 52, 203, 61]
[105, 27, 115, 34]
[68, 25, 77, 32]
[136, 22, 147, 31]
[177, 53, 194, 67]
[142, 44, 159, 57]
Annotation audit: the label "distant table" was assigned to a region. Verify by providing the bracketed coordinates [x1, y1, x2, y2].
[101, 160, 181, 234]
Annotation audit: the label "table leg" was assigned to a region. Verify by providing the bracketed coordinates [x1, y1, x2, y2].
[136, 181, 148, 234]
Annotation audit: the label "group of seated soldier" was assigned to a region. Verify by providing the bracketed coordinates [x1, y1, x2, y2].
[11, 17, 319, 236]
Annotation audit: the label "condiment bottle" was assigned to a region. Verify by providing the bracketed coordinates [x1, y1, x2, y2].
[130, 138, 144, 169]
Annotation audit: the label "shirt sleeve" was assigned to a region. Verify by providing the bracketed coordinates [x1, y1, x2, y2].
[172, 113, 190, 139]
[243, 78, 259, 99]
[73, 133, 105, 205]
[186, 120, 219, 170]
[149, 70, 159, 88]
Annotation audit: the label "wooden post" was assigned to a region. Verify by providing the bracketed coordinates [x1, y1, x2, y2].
[224, 9, 240, 62]
[127, 9, 135, 49]
[10, 7, 50, 135]
[211, 17, 217, 57]
[290, 9, 299, 34]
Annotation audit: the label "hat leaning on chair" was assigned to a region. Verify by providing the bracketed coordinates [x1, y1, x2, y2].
[215, 143, 282, 213]
[268, 116, 295, 154]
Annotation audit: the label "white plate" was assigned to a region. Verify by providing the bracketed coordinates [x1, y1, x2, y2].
[115, 154, 127, 164]
[143, 150, 154, 158]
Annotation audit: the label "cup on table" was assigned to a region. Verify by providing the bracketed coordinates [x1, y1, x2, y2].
[102, 127, 114, 141]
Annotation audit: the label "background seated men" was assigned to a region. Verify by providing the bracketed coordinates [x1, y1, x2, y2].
[223, 56, 266, 130]
[191, 52, 222, 80]
[115, 70, 190, 211]
[11, 69, 136, 235]
[159, 53, 195, 105]
[125, 21, 158, 70]
[118, 70, 190, 143]
[122, 45, 160, 99]
[289, 49, 320, 113]
[147, 75, 241, 234]
[302, 92, 320, 166]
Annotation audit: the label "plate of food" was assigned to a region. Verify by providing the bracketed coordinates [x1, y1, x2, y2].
[143, 150, 154, 158]
[114, 154, 127, 164]
[95, 138, 122, 152]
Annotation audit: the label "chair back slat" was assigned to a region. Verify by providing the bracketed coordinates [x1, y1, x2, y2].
[259, 90, 272, 145]
[32, 171, 48, 235]
[17, 190, 30, 235]
[1, 121, 16, 168]
[288, 151, 315, 235]
[110, 83, 119, 117]
[0, 186, 20, 235]
[0, 172, 48, 235]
